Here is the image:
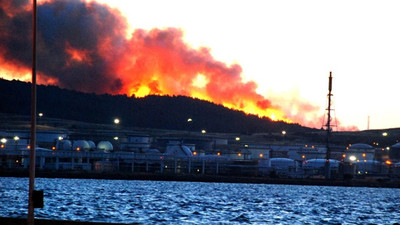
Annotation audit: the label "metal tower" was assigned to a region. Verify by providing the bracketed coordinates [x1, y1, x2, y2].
[324, 71, 336, 179]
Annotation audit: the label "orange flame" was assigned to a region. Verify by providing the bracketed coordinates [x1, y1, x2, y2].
[109, 28, 293, 122]
[0, 0, 330, 126]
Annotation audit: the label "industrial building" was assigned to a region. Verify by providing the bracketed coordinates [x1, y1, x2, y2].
[0, 129, 398, 179]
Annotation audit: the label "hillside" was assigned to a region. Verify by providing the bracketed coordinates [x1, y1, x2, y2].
[0, 78, 310, 134]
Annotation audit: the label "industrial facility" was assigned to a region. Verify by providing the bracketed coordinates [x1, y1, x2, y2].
[0, 128, 398, 179]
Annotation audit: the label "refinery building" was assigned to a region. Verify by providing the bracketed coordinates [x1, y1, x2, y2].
[0, 128, 398, 179]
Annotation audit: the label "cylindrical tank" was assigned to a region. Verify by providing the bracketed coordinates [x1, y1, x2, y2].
[303, 159, 339, 169]
[270, 158, 295, 169]
[390, 143, 400, 161]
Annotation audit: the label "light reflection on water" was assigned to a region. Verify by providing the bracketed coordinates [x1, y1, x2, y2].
[0, 177, 399, 224]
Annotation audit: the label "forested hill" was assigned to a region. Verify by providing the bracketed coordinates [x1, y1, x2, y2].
[0, 78, 310, 134]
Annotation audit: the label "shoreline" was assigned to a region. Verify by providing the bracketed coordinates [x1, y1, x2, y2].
[1, 170, 399, 188]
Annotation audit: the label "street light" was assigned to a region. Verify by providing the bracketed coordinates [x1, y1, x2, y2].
[282, 130, 286, 142]
[201, 130, 206, 134]
[187, 118, 193, 134]
[114, 118, 120, 125]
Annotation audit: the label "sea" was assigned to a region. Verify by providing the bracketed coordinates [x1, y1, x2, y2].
[0, 177, 399, 224]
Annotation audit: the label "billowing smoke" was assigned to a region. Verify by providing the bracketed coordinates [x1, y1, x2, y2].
[1, 0, 126, 92]
[112, 28, 275, 118]
[0, 0, 345, 128]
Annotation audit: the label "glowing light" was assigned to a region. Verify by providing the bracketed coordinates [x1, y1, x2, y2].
[187, 118, 192, 122]
[132, 86, 151, 98]
[58, 136, 64, 141]
[349, 156, 357, 161]
[192, 74, 208, 88]
[201, 130, 206, 134]
[235, 137, 240, 141]
[302, 155, 306, 159]
[259, 153, 263, 158]
[52, 146, 56, 150]
[114, 118, 120, 124]
[38, 112, 43, 117]
[0, 144, 4, 148]
[282, 131, 286, 135]
[0, 138, 6, 144]
[193, 151, 197, 156]
[76, 147, 80, 151]
[385, 160, 392, 165]
[217, 152, 221, 156]
[362, 153, 366, 157]
[14, 136, 19, 141]
[382, 132, 388, 136]
[342, 154, 346, 158]
[238, 153, 242, 157]
[114, 137, 119, 140]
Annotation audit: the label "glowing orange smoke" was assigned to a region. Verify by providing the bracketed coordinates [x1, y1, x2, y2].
[110, 28, 292, 123]
[0, 0, 327, 126]
[65, 42, 92, 66]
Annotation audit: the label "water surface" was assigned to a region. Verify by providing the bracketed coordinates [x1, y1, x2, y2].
[1, 177, 399, 224]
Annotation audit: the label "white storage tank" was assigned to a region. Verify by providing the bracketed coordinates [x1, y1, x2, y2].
[87, 140, 96, 151]
[355, 160, 382, 174]
[56, 140, 72, 151]
[270, 158, 296, 170]
[97, 141, 113, 153]
[302, 159, 340, 169]
[165, 144, 193, 157]
[72, 140, 90, 152]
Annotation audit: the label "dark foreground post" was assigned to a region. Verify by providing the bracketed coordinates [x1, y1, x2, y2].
[28, 0, 37, 224]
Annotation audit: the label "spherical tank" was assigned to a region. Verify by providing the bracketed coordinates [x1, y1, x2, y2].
[87, 140, 96, 151]
[56, 140, 72, 151]
[97, 141, 113, 153]
[72, 140, 90, 152]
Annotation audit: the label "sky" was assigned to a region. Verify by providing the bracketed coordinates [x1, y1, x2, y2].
[1, 0, 400, 130]
[98, 0, 399, 131]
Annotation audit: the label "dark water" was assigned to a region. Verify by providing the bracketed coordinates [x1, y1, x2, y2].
[0, 177, 399, 224]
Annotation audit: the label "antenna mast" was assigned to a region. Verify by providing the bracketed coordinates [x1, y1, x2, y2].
[325, 71, 333, 179]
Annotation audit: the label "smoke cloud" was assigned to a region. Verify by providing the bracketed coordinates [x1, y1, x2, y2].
[0, 0, 346, 128]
